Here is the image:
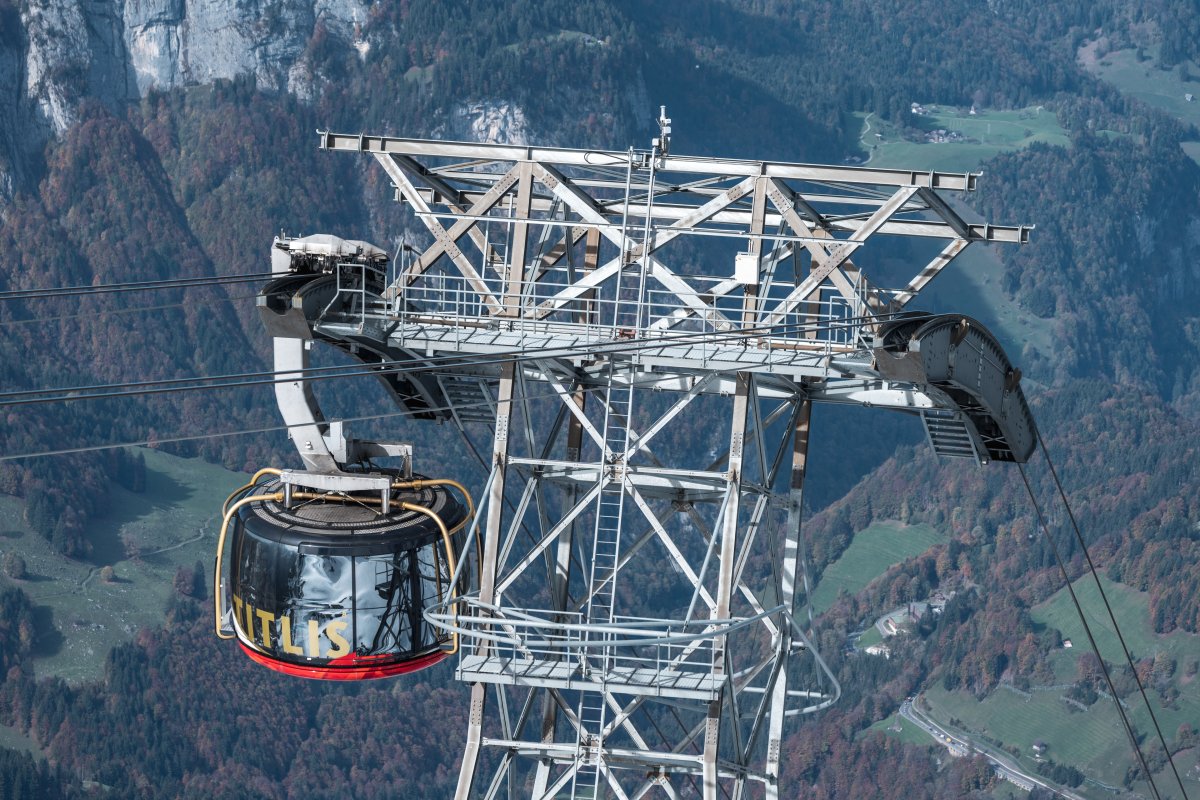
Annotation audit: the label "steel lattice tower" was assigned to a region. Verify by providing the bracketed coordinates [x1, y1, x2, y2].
[277, 118, 1036, 799]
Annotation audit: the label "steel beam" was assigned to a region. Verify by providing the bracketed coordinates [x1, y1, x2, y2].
[320, 131, 981, 189]
[454, 361, 516, 800]
[413, 188, 1028, 243]
[704, 372, 752, 797]
[893, 238, 971, 307]
[765, 397, 811, 799]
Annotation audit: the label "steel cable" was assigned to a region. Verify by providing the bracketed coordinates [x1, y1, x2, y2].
[1034, 428, 1190, 800]
[1018, 459, 1162, 800]
[0, 272, 277, 301]
[0, 370, 736, 462]
[0, 294, 262, 327]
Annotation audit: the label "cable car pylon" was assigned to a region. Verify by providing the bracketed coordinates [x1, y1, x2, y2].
[217, 111, 1037, 798]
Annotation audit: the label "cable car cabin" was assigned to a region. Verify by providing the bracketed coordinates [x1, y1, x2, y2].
[215, 476, 469, 680]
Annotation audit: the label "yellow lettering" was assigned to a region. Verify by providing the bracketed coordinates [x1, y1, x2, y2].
[232, 596, 244, 630]
[308, 619, 320, 657]
[280, 616, 303, 655]
[256, 608, 276, 648]
[325, 619, 350, 658]
[244, 599, 256, 636]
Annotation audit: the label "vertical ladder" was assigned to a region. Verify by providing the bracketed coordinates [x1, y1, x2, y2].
[589, 372, 634, 625]
[572, 153, 647, 800]
[572, 341, 637, 800]
[573, 144, 663, 799]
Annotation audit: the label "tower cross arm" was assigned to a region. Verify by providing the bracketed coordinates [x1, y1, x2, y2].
[318, 130, 980, 190]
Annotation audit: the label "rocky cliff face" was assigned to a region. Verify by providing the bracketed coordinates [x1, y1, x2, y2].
[0, 0, 368, 197]
[123, 0, 367, 95]
[443, 101, 530, 145]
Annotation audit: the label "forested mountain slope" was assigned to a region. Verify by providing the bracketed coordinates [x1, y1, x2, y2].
[0, 0, 1199, 796]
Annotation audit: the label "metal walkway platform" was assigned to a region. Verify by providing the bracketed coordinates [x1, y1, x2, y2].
[458, 654, 723, 701]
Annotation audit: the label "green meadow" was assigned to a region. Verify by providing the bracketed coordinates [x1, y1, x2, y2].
[855, 105, 1069, 173]
[0, 449, 244, 683]
[920, 575, 1200, 797]
[811, 521, 946, 614]
[1083, 44, 1200, 165]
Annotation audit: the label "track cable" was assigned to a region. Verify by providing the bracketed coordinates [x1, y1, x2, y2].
[1019, 435, 1191, 800]
[0, 294, 262, 328]
[1033, 428, 1191, 800]
[0, 272, 277, 301]
[0, 371, 725, 463]
[1017, 460, 1159, 799]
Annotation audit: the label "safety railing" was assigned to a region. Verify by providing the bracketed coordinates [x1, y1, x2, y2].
[319, 258, 389, 329]
[425, 597, 788, 687]
[389, 271, 868, 350]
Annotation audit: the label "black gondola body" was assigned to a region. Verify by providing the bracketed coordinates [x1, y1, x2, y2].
[218, 477, 469, 680]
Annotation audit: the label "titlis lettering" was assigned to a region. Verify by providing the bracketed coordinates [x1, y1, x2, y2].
[232, 595, 350, 658]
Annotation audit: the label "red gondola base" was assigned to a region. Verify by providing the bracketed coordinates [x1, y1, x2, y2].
[238, 642, 450, 680]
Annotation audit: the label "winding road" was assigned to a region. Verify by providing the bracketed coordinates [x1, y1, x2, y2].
[859, 113, 876, 164]
[899, 698, 1087, 799]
